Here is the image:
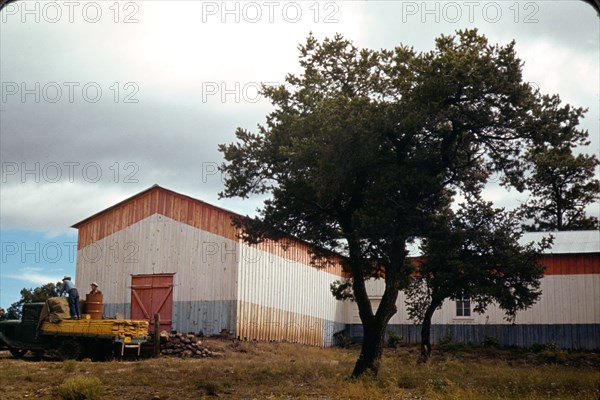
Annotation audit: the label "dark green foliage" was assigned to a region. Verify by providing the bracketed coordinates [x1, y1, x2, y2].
[529, 342, 568, 363]
[7, 282, 61, 319]
[386, 332, 403, 348]
[482, 335, 500, 348]
[406, 196, 551, 360]
[330, 280, 354, 301]
[438, 335, 453, 347]
[529, 341, 559, 353]
[514, 94, 599, 231]
[218, 30, 586, 377]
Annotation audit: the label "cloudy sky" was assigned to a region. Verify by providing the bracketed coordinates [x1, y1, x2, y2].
[1, 0, 598, 308]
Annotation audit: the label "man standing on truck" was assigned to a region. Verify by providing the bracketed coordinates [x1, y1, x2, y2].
[0, 307, 7, 321]
[89, 282, 102, 295]
[60, 276, 81, 320]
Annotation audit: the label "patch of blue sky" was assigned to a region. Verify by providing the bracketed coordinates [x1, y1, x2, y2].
[1, 229, 77, 308]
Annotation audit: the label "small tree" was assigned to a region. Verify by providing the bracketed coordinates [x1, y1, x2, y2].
[516, 94, 600, 231]
[405, 196, 551, 361]
[7, 282, 61, 319]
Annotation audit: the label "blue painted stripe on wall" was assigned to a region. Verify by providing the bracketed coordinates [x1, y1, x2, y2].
[95, 304, 600, 350]
[103, 301, 346, 346]
[174, 300, 237, 336]
[102, 303, 130, 319]
[346, 324, 600, 350]
[322, 320, 347, 347]
[102, 300, 237, 336]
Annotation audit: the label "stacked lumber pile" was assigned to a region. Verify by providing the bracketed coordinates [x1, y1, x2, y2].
[160, 332, 224, 358]
[40, 319, 148, 337]
[110, 320, 149, 337]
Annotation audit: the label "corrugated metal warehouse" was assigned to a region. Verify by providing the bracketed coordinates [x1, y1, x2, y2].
[348, 230, 600, 349]
[73, 185, 346, 346]
[73, 185, 600, 349]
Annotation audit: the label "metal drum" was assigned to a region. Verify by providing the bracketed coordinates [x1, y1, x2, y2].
[85, 293, 103, 320]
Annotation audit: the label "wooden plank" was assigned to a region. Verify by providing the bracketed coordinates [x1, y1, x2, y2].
[131, 289, 150, 319]
[41, 319, 148, 337]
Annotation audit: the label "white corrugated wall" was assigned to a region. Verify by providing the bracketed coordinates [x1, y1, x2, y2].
[345, 274, 600, 325]
[236, 242, 345, 346]
[75, 214, 239, 334]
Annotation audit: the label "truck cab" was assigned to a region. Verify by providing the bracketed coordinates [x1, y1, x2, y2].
[0, 303, 47, 357]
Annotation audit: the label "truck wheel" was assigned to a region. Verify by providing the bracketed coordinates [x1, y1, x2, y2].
[57, 340, 83, 360]
[31, 350, 45, 359]
[89, 341, 114, 361]
[9, 348, 28, 358]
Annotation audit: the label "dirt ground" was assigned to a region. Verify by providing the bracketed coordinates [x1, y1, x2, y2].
[1, 339, 599, 400]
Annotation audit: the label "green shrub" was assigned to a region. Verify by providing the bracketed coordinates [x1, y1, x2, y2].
[63, 359, 78, 373]
[196, 380, 221, 396]
[438, 334, 453, 347]
[387, 332, 403, 348]
[56, 376, 103, 400]
[539, 348, 569, 364]
[529, 341, 558, 353]
[482, 335, 500, 348]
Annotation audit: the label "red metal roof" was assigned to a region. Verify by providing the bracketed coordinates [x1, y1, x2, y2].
[71, 184, 345, 276]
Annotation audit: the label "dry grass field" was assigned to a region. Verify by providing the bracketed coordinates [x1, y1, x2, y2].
[1, 339, 599, 400]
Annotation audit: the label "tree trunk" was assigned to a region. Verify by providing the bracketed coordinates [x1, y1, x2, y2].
[347, 239, 405, 378]
[346, 263, 399, 378]
[420, 302, 439, 362]
[351, 320, 387, 378]
[352, 255, 399, 378]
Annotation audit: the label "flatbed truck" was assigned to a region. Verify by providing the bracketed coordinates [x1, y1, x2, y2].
[0, 300, 149, 360]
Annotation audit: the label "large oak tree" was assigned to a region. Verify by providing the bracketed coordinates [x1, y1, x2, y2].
[219, 30, 569, 377]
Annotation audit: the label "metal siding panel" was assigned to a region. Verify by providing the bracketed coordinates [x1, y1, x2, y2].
[76, 187, 242, 250]
[236, 242, 343, 346]
[542, 254, 600, 275]
[344, 273, 599, 329]
[346, 324, 600, 350]
[572, 275, 583, 324]
[543, 277, 554, 324]
[76, 214, 240, 334]
[102, 302, 130, 319]
[588, 276, 594, 324]
[591, 274, 600, 323]
[171, 300, 236, 335]
[560, 276, 570, 323]
[520, 230, 600, 254]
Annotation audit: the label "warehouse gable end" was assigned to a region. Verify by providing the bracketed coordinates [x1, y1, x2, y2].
[73, 185, 346, 345]
[72, 185, 344, 276]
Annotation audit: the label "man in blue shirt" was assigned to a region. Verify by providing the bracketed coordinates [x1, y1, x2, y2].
[60, 276, 81, 320]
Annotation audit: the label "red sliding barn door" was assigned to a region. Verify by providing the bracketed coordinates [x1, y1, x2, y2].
[131, 274, 174, 332]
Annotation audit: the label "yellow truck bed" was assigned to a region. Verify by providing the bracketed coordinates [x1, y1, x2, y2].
[40, 319, 149, 338]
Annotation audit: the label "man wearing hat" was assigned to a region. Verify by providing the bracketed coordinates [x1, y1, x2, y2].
[89, 282, 102, 295]
[59, 275, 81, 320]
